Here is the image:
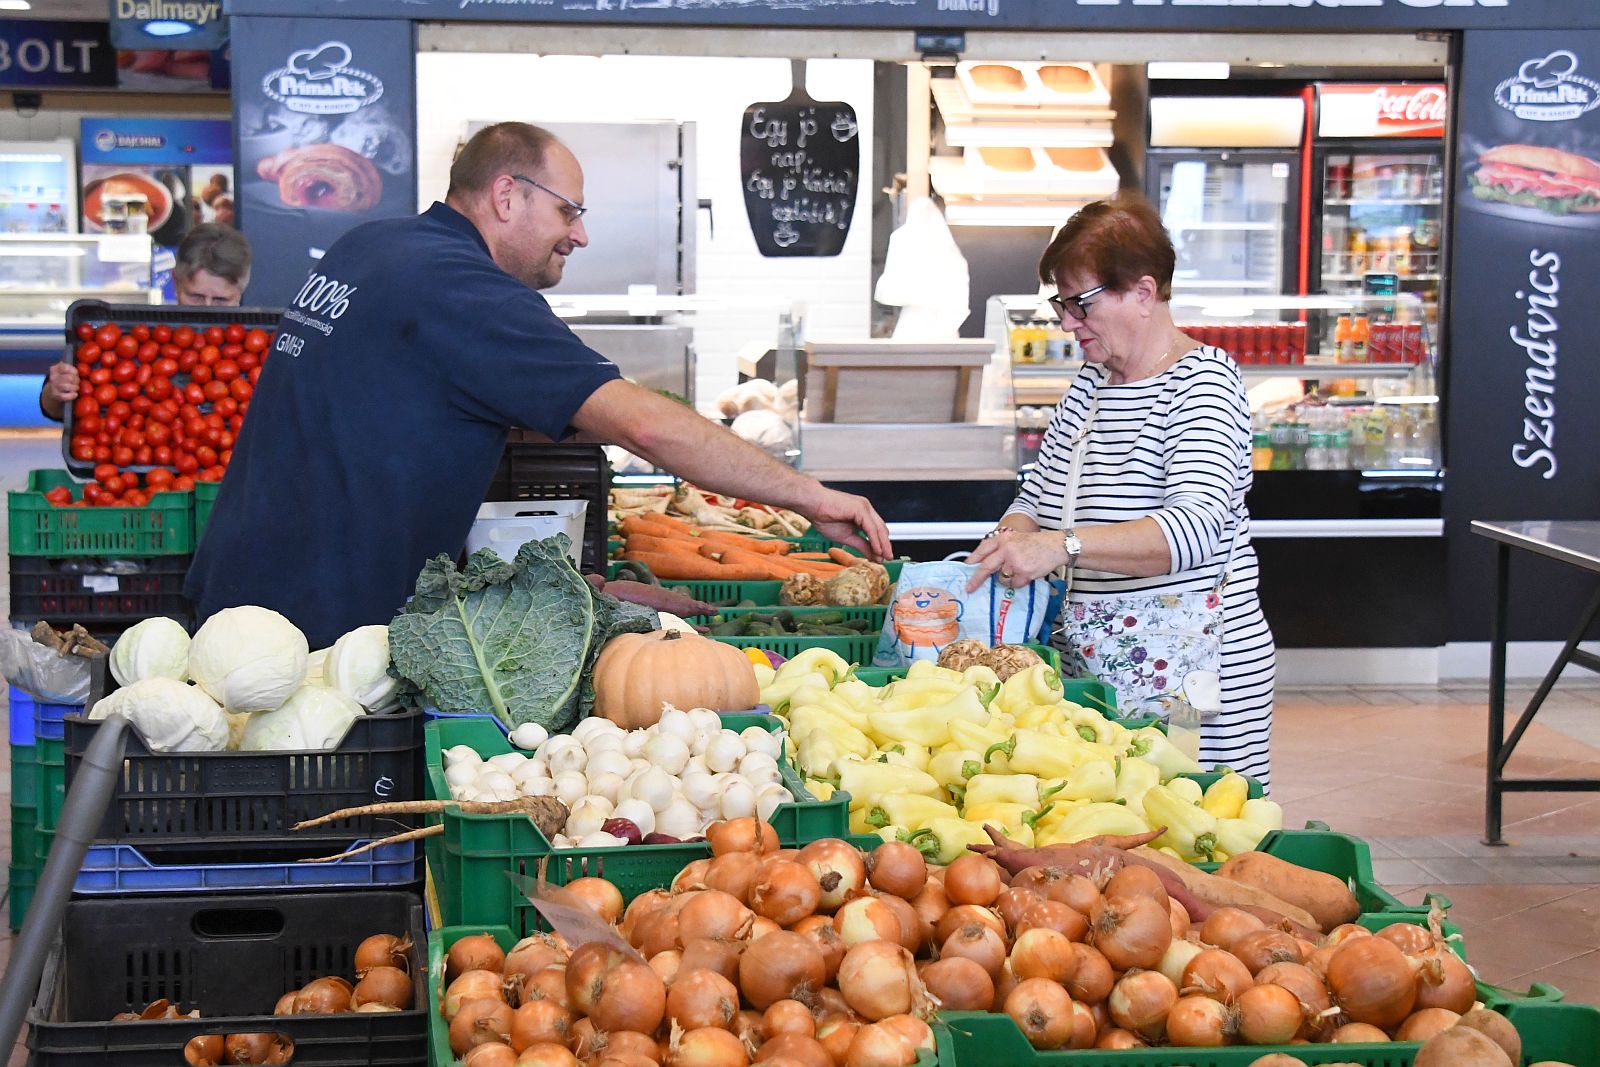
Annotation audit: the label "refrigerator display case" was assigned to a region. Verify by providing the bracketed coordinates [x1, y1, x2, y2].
[1309, 84, 1447, 323]
[1146, 96, 1305, 297]
[0, 139, 77, 236]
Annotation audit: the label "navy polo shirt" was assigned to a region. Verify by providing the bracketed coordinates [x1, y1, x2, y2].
[186, 202, 622, 648]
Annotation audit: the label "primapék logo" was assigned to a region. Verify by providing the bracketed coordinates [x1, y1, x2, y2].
[1495, 50, 1600, 122]
[262, 41, 385, 117]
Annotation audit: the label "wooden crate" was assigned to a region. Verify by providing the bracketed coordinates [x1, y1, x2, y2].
[803, 340, 994, 424]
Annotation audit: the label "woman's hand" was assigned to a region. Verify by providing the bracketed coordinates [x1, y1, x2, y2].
[966, 530, 1065, 592]
[45, 363, 79, 403]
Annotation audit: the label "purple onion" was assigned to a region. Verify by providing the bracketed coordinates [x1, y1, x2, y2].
[600, 817, 642, 845]
[641, 832, 683, 845]
[766, 652, 788, 667]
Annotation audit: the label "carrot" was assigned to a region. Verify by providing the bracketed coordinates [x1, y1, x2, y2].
[828, 547, 864, 566]
[784, 559, 845, 576]
[621, 515, 694, 541]
[622, 551, 772, 582]
[697, 530, 790, 555]
[646, 512, 698, 534]
[789, 552, 833, 561]
[625, 533, 703, 556]
[703, 544, 800, 579]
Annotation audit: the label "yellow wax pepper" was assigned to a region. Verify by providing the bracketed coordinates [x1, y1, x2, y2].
[752, 662, 776, 688]
[905, 660, 965, 683]
[1167, 777, 1204, 805]
[836, 760, 942, 804]
[1113, 758, 1162, 817]
[879, 678, 964, 711]
[985, 727, 1107, 778]
[762, 670, 831, 714]
[1041, 759, 1117, 804]
[876, 824, 910, 844]
[784, 647, 853, 684]
[1125, 727, 1204, 778]
[995, 663, 1064, 716]
[879, 742, 932, 773]
[929, 750, 986, 792]
[960, 664, 1003, 692]
[1143, 783, 1221, 862]
[831, 679, 877, 710]
[805, 780, 836, 802]
[1214, 817, 1271, 859]
[950, 719, 1011, 756]
[1011, 703, 1058, 729]
[906, 818, 992, 864]
[1240, 797, 1284, 831]
[1063, 704, 1118, 745]
[965, 773, 1043, 810]
[868, 689, 989, 748]
[788, 707, 873, 758]
[863, 794, 961, 832]
[1035, 802, 1152, 846]
[1201, 770, 1250, 820]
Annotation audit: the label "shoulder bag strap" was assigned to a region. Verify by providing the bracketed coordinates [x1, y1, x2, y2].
[1058, 391, 1098, 594]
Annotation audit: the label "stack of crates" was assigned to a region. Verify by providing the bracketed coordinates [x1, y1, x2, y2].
[7, 687, 78, 932]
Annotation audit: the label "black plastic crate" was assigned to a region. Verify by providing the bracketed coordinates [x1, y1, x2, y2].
[61, 299, 282, 478]
[27, 890, 427, 1066]
[8, 555, 193, 628]
[70, 658, 424, 861]
[485, 439, 610, 573]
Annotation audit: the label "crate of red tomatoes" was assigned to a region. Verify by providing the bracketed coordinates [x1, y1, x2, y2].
[60, 300, 280, 483]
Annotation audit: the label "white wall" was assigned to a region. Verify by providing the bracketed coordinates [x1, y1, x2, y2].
[415, 53, 874, 408]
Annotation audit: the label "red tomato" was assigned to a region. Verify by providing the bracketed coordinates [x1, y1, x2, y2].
[202, 426, 222, 446]
[99, 347, 118, 367]
[185, 382, 207, 405]
[96, 429, 113, 445]
[102, 474, 125, 495]
[204, 413, 224, 430]
[177, 349, 199, 372]
[83, 483, 102, 503]
[153, 357, 178, 378]
[124, 491, 148, 507]
[130, 397, 153, 417]
[146, 422, 172, 445]
[135, 365, 152, 385]
[160, 343, 182, 361]
[108, 401, 131, 420]
[173, 326, 195, 348]
[185, 416, 208, 438]
[45, 485, 73, 506]
[77, 416, 102, 436]
[224, 323, 245, 344]
[145, 378, 173, 401]
[73, 395, 98, 419]
[229, 413, 245, 432]
[147, 404, 175, 424]
[214, 359, 240, 382]
[249, 366, 262, 385]
[238, 351, 260, 371]
[71, 439, 95, 462]
[228, 379, 252, 402]
[89, 367, 112, 386]
[94, 383, 118, 405]
[134, 447, 152, 465]
[199, 345, 221, 365]
[195, 446, 218, 468]
[221, 343, 243, 360]
[178, 403, 201, 421]
[111, 446, 134, 467]
[203, 380, 230, 403]
[146, 468, 174, 488]
[94, 494, 121, 507]
[112, 361, 136, 383]
[93, 463, 118, 484]
[132, 325, 151, 342]
[137, 341, 159, 364]
[115, 335, 139, 360]
[219, 449, 232, 466]
[153, 325, 172, 343]
[122, 429, 146, 448]
[191, 363, 213, 385]
[218, 431, 235, 449]
[153, 446, 173, 466]
[172, 475, 196, 492]
[201, 325, 221, 346]
[116, 381, 140, 400]
[76, 362, 93, 378]
[175, 452, 199, 474]
[77, 342, 101, 363]
[215, 397, 238, 417]
[243, 328, 270, 353]
[197, 467, 224, 483]
[95, 323, 121, 348]
[93, 445, 111, 462]
[76, 323, 95, 342]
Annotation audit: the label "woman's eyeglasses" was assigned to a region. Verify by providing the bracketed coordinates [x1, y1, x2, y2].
[1048, 284, 1105, 321]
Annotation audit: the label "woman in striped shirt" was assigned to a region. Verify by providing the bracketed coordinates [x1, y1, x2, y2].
[967, 196, 1276, 787]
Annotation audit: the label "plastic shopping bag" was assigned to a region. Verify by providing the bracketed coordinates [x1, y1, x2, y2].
[873, 560, 1051, 668]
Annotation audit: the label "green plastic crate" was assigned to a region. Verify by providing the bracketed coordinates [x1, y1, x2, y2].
[1193, 827, 1405, 916]
[8, 469, 194, 557]
[194, 478, 220, 537]
[34, 735, 63, 834]
[852, 643, 1068, 687]
[426, 712, 850, 935]
[704, 602, 888, 626]
[655, 558, 908, 605]
[714, 630, 879, 665]
[426, 925, 955, 1067]
[7, 863, 36, 932]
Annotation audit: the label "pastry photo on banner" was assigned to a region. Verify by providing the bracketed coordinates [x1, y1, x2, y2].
[241, 37, 412, 219]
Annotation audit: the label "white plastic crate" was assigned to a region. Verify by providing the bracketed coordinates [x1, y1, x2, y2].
[466, 500, 587, 565]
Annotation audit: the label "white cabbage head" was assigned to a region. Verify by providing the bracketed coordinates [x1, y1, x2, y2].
[109, 616, 191, 687]
[90, 677, 229, 752]
[304, 648, 331, 688]
[188, 606, 309, 712]
[326, 625, 399, 712]
[240, 685, 364, 751]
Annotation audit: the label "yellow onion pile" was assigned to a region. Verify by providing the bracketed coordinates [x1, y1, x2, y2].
[164, 929, 415, 1066]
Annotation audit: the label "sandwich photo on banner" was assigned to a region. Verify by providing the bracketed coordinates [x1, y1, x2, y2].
[1469, 143, 1600, 216]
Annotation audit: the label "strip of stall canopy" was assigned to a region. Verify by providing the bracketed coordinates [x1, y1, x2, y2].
[418, 25, 1449, 68]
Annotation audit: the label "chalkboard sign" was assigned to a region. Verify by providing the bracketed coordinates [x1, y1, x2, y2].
[740, 61, 860, 258]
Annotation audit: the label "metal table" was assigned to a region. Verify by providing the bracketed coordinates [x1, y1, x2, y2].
[1472, 520, 1600, 844]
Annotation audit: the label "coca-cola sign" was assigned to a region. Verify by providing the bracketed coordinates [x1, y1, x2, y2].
[1318, 83, 1449, 139]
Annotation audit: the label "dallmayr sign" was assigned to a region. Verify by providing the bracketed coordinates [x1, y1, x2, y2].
[111, 0, 228, 50]
[226, 0, 1599, 30]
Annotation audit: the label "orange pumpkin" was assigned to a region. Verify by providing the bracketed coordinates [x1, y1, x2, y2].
[590, 628, 760, 729]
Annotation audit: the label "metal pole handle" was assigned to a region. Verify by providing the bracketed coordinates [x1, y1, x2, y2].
[0, 712, 129, 1054]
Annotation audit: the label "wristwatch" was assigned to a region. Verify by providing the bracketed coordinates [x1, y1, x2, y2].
[1061, 528, 1083, 569]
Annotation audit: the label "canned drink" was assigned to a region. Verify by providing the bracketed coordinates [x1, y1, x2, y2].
[1290, 322, 1307, 363]
[1220, 324, 1240, 358]
[1370, 323, 1392, 362]
[1236, 325, 1257, 364]
[1402, 323, 1425, 363]
[1273, 323, 1293, 365]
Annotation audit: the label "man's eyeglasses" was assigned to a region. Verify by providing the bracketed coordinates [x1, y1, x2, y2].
[1048, 284, 1105, 322]
[511, 174, 588, 223]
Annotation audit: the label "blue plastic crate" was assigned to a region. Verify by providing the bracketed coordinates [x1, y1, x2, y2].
[9, 687, 81, 743]
[68, 839, 418, 894]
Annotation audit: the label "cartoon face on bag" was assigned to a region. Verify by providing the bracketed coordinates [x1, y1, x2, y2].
[892, 586, 964, 649]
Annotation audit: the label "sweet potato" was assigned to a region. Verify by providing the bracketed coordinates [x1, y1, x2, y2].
[1132, 848, 1320, 932]
[1215, 850, 1360, 932]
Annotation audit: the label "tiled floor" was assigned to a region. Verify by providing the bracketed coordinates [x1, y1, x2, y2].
[0, 680, 1596, 1061]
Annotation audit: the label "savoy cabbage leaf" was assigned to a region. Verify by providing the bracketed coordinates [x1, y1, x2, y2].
[388, 535, 653, 732]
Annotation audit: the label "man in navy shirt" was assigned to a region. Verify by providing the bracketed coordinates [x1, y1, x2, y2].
[187, 122, 891, 648]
